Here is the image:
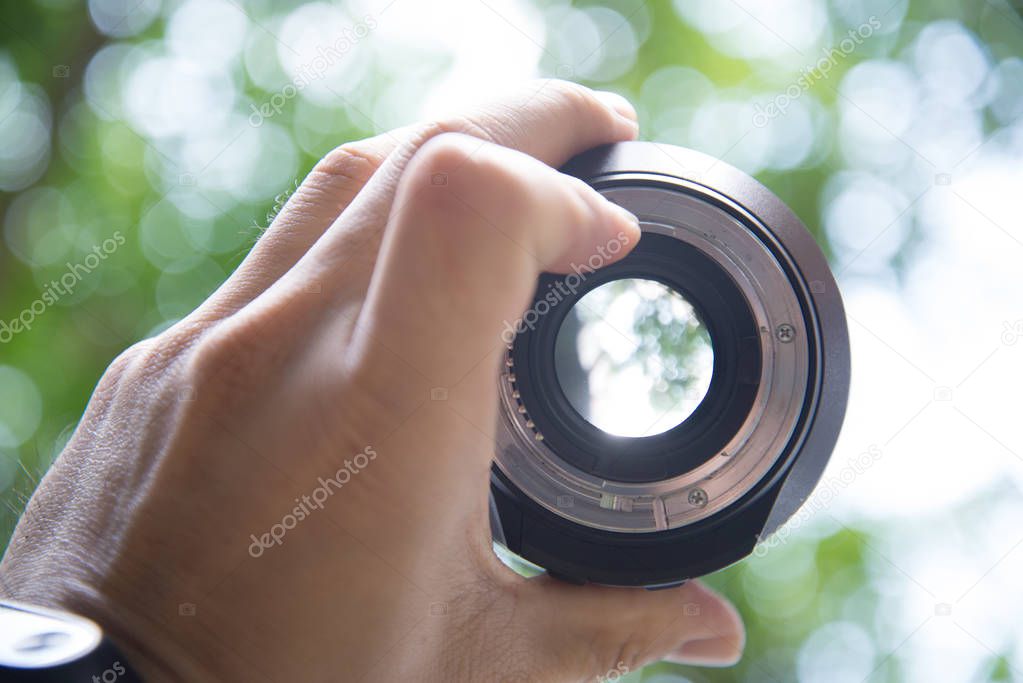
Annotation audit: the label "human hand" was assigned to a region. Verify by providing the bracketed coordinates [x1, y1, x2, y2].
[0, 80, 744, 682]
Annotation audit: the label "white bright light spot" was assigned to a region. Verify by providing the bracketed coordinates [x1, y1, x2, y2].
[838, 59, 919, 167]
[2, 187, 76, 267]
[167, 0, 249, 66]
[690, 97, 770, 175]
[278, 3, 372, 106]
[672, 0, 828, 60]
[564, 280, 713, 438]
[543, 6, 602, 79]
[640, 66, 717, 147]
[0, 59, 51, 191]
[831, 0, 908, 35]
[0, 107, 51, 192]
[0, 367, 43, 449]
[88, 0, 161, 38]
[761, 94, 820, 170]
[365, 0, 544, 121]
[912, 21, 990, 107]
[989, 57, 1023, 125]
[824, 151, 1023, 520]
[243, 27, 289, 93]
[797, 622, 875, 683]
[139, 199, 211, 268]
[83, 43, 138, 121]
[575, 7, 639, 82]
[904, 100, 983, 170]
[123, 54, 236, 139]
[823, 173, 910, 270]
[640, 65, 716, 130]
[181, 120, 298, 203]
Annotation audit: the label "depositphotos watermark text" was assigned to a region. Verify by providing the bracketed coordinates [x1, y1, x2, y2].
[752, 16, 881, 128]
[501, 229, 634, 344]
[249, 446, 377, 557]
[0, 232, 126, 344]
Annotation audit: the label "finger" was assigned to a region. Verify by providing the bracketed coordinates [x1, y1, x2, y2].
[666, 633, 746, 667]
[522, 577, 745, 677]
[196, 82, 637, 323]
[346, 132, 640, 430]
[310, 81, 639, 286]
[268, 81, 638, 308]
[190, 129, 400, 322]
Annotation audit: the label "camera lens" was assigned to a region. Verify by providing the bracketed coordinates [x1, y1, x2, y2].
[490, 141, 849, 587]
[553, 278, 714, 438]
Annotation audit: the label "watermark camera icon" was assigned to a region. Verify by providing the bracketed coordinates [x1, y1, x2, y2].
[1002, 320, 1023, 346]
[555, 63, 575, 79]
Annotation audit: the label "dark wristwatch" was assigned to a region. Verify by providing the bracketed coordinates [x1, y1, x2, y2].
[0, 601, 143, 682]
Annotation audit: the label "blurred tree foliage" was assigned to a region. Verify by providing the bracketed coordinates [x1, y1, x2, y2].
[1, 1, 1020, 681]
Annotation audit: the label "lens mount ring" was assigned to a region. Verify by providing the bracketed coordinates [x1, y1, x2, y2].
[495, 178, 813, 532]
[490, 141, 850, 586]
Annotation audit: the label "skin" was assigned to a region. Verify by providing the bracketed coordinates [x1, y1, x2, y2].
[0, 80, 744, 682]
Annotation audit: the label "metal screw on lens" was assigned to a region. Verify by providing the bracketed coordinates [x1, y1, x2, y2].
[687, 488, 708, 508]
[490, 141, 850, 587]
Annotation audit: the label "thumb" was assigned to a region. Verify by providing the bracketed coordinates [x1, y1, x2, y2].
[520, 576, 745, 679]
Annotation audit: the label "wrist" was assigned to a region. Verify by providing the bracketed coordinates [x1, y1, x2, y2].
[0, 570, 207, 683]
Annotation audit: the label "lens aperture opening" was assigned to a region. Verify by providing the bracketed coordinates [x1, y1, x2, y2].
[553, 278, 714, 438]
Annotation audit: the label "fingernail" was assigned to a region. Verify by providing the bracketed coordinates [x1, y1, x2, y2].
[593, 90, 639, 128]
[669, 635, 744, 667]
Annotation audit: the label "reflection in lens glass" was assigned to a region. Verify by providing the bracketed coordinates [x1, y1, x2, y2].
[554, 278, 713, 437]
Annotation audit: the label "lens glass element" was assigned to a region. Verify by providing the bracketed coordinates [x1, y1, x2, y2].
[553, 278, 713, 438]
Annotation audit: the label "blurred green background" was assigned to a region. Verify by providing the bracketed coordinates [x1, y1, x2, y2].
[3, 0, 1023, 681]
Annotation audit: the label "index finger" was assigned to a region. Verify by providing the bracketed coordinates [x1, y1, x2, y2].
[347, 133, 640, 446]
[211, 80, 639, 332]
[287, 80, 639, 296]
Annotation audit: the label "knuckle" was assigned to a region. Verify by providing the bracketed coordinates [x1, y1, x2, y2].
[91, 340, 152, 399]
[303, 141, 385, 207]
[405, 112, 501, 152]
[408, 131, 479, 179]
[96, 331, 191, 392]
[398, 132, 569, 269]
[403, 133, 522, 220]
[185, 319, 272, 403]
[86, 332, 203, 418]
[313, 141, 383, 184]
[540, 78, 608, 121]
[433, 113, 499, 146]
[105, 340, 151, 379]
